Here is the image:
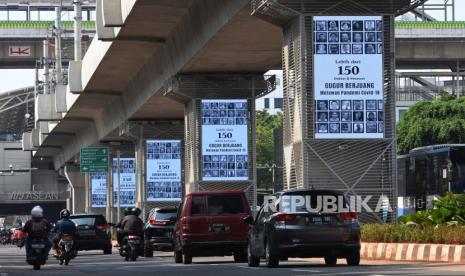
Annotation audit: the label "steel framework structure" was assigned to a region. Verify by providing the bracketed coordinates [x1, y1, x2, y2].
[165, 74, 277, 210]
[252, 0, 426, 223]
[0, 86, 35, 139]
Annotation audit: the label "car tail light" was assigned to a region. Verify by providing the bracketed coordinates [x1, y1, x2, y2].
[340, 212, 358, 223]
[128, 235, 139, 240]
[96, 224, 110, 230]
[181, 219, 189, 232]
[150, 219, 168, 225]
[274, 213, 297, 222]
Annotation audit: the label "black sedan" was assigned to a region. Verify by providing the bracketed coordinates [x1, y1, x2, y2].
[246, 189, 360, 268]
[69, 214, 112, 254]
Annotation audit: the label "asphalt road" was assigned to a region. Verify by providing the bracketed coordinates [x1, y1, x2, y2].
[1, 245, 465, 275]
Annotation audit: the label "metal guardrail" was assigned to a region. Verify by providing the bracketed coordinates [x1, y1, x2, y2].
[395, 21, 465, 29]
[0, 20, 463, 30]
[0, 20, 95, 29]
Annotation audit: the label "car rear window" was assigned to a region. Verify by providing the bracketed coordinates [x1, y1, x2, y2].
[70, 216, 106, 226]
[207, 195, 245, 215]
[279, 191, 349, 212]
[190, 196, 206, 216]
[155, 211, 177, 221]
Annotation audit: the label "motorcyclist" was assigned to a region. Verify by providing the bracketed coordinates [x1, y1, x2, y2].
[52, 209, 76, 257]
[116, 207, 132, 245]
[22, 206, 52, 258]
[116, 207, 144, 246]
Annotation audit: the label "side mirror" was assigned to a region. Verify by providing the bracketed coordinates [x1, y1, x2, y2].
[243, 216, 254, 225]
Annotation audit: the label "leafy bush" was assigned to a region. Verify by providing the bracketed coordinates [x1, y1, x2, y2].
[397, 95, 465, 154]
[361, 224, 465, 244]
[399, 193, 465, 225]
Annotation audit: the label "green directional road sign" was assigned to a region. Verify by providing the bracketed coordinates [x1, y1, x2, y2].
[80, 147, 109, 173]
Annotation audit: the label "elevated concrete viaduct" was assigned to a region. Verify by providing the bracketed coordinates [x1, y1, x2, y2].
[32, 0, 281, 169]
[24, 0, 463, 217]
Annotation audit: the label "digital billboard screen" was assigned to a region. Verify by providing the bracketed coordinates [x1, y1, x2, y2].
[201, 99, 249, 181]
[91, 172, 106, 208]
[314, 16, 384, 139]
[146, 140, 182, 201]
[112, 157, 136, 207]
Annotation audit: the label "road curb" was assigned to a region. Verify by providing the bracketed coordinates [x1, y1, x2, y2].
[361, 242, 465, 263]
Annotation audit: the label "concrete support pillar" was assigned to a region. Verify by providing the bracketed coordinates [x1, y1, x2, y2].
[64, 164, 85, 214]
[252, 1, 401, 223]
[106, 151, 114, 223]
[84, 173, 91, 213]
[165, 74, 274, 209]
[73, 186, 85, 213]
[134, 128, 145, 219]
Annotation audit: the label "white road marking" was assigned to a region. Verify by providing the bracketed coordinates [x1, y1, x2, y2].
[292, 269, 323, 273]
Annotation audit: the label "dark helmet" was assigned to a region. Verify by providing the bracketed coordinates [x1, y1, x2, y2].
[131, 207, 141, 217]
[123, 207, 132, 216]
[59, 209, 71, 219]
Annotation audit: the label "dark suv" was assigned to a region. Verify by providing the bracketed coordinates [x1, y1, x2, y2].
[69, 214, 112, 254]
[173, 190, 252, 264]
[247, 189, 360, 267]
[144, 207, 178, 257]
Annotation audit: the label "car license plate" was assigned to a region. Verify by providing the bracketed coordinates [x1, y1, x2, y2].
[310, 216, 331, 224]
[31, 244, 45, 249]
[209, 224, 230, 233]
[78, 230, 95, 236]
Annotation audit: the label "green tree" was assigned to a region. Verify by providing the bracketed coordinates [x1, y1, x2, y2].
[397, 95, 465, 154]
[255, 110, 282, 190]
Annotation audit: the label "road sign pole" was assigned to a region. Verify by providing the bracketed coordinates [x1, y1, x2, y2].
[117, 150, 121, 222]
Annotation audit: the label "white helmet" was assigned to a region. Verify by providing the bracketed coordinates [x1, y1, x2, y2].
[31, 206, 43, 218]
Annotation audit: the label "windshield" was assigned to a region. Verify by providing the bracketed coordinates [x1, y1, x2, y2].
[207, 195, 245, 215]
[155, 211, 177, 221]
[70, 216, 107, 226]
[70, 217, 95, 226]
[278, 191, 349, 213]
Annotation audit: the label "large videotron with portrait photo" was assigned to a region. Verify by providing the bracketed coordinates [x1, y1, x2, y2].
[91, 172, 107, 208]
[314, 16, 384, 139]
[146, 140, 182, 201]
[112, 157, 135, 207]
[201, 99, 249, 181]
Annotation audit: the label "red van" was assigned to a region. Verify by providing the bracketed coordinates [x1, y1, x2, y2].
[173, 190, 253, 264]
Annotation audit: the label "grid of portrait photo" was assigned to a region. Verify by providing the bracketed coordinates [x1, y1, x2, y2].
[315, 99, 384, 134]
[91, 172, 107, 208]
[113, 158, 135, 172]
[146, 141, 181, 160]
[146, 141, 182, 201]
[113, 190, 135, 207]
[202, 154, 248, 179]
[201, 101, 248, 126]
[314, 19, 383, 55]
[147, 182, 181, 200]
[113, 158, 136, 207]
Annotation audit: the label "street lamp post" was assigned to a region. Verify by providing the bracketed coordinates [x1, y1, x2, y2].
[257, 163, 282, 192]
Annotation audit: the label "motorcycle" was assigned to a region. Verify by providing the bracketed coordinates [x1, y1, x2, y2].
[119, 235, 143, 261]
[56, 234, 77, 265]
[26, 238, 48, 270]
[0, 235, 8, 245]
[12, 228, 26, 247]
